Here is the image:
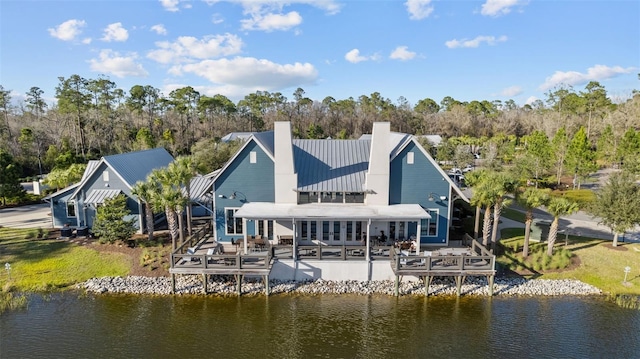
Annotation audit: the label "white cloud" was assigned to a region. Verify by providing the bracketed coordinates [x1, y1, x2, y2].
[48, 19, 86, 41]
[212, 13, 225, 24]
[151, 24, 168, 35]
[89, 50, 148, 78]
[525, 96, 539, 105]
[82, 38, 92, 44]
[212, 1, 340, 32]
[539, 65, 636, 91]
[177, 57, 318, 90]
[390, 46, 416, 61]
[160, 0, 181, 12]
[345, 49, 379, 63]
[241, 11, 303, 32]
[445, 35, 507, 48]
[481, 0, 524, 17]
[147, 34, 244, 64]
[501, 85, 523, 97]
[405, 0, 434, 20]
[101, 23, 129, 42]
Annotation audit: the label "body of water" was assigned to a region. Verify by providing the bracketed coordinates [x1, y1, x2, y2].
[2, 293, 639, 358]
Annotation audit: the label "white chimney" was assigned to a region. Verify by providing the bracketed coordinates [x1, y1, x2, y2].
[274, 121, 298, 203]
[365, 122, 390, 205]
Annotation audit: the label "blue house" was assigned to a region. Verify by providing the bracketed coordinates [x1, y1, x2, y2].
[44, 148, 174, 232]
[212, 122, 467, 251]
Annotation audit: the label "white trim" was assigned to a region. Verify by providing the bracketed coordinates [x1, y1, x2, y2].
[235, 202, 431, 220]
[224, 207, 244, 235]
[420, 208, 439, 237]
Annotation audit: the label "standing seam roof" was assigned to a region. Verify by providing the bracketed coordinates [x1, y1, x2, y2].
[293, 139, 370, 192]
[103, 148, 174, 187]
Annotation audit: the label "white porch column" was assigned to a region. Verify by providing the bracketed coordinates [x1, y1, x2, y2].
[366, 218, 371, 261]
[292, 218, 298, 261]
[416, 220, 422, 255]
[243, 218, 248, 254]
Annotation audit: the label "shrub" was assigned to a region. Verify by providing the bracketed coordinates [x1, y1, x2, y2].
[92, 194, 136, 244]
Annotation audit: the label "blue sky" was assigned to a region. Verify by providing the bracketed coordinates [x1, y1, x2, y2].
[1, 0, 638, 107]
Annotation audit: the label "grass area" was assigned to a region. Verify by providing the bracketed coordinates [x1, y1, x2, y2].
[0, 228, 131, 292]
[499, 228, 640, 296]
[498, 235, 574, 272]
[551, 189, 596, 209]
[501, 207, 527, 223]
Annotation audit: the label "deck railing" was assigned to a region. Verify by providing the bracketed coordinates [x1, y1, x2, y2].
[171, 251, 273, 270]
[173, 221, 212, 255]
[391, 246, 495, 273]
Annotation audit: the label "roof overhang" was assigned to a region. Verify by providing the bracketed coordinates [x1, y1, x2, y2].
[234, 203, 431, 220]
[84, 189, 122, 205]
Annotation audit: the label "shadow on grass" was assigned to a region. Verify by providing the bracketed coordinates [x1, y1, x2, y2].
[0, 239, 76, 263]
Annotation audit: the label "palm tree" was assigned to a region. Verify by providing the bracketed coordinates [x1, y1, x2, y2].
[488, 172, 517, 252]
[149, 168, 188, 250]
[465, 169, 487, 240]
[131, 180, 157, 242]
[518, 188, 550, 258]
[472, 179, 498, 247]
[546, 197, 579, 257]
[169, 156, 197, 235]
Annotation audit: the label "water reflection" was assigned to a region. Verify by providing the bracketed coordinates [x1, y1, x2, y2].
[1, 293, 639, 358]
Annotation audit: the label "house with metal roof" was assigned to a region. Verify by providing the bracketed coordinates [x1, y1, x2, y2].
[45, 148, 174, 232]
[199, 121, 470, 281]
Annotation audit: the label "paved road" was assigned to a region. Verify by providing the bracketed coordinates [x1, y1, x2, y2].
[0, 203, 52, 229]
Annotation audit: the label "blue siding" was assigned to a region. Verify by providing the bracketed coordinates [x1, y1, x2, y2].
[389, 141, 450, 244]
[75, 163, 141, 229]
[214, 140, 275, 242]
[50, 188, 77, 228]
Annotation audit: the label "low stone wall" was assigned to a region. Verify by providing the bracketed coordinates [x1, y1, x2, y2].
[77, 276, 602, 297]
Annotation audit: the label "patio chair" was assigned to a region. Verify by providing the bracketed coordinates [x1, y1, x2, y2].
[182, 247, 200, 264]
[206, 248, 218, 264]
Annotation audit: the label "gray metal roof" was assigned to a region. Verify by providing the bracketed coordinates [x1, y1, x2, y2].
[220, 132, 255, 142]
[103, 148, 174, 187]
[84, 189, 122, 204]
[253, 131, 274, 157]
[293, 139, 370, 192]
[188, 175, 214, 203]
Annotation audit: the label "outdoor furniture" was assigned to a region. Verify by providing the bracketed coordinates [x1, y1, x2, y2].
[181, 247, 200, 264]
[278, 235, 293, 245]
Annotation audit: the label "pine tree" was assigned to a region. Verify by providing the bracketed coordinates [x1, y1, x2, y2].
[92, 194, 137, 244]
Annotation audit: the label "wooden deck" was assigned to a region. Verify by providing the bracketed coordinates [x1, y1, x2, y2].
[169, 226, 495, 296]
[390, 237, 496, 296]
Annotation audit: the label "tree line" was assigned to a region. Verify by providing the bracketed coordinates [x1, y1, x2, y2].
[0, 75, 639, 183]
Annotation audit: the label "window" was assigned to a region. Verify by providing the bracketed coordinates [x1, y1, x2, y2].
[420, 209, 439, 236]
[250, 151, 257, 163]
[321, 192, 343, 203]
[298, 192, 319, 204]
[345, 192, 365, 203]
[102, 171, 109, 181]
[66, 201, 76, 217]
[407, 152, 414, 164]
[225, 208, 243, 235]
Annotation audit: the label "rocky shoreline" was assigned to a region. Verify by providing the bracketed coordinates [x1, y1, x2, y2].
[78, 275, 602, 297]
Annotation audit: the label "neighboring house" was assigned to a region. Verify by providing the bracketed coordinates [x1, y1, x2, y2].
[212, 122, 468, 249]
[44, 148, 174, 232]
[220, 132, 256, 143]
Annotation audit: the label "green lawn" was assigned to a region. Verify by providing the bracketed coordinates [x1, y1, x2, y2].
[0, 229, 130, 291]
[499, 229, 640, 296]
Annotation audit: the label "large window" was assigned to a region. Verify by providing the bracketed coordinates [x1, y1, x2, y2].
[225, 208, 243, 235]
[420, 209, 439, 236]
[299, 191, 365, 204]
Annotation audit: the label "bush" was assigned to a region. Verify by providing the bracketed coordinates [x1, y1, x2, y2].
[92, 194, 136, 244]
[499, 238, 574, 272]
